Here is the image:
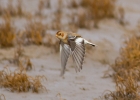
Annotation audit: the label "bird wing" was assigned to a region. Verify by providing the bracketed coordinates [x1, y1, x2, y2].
[70, 38, 85, 72]
[60, 42, 70, 76]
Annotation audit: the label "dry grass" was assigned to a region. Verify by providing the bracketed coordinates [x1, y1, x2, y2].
[102, 35, 140, 100]
[12, 46, 33, 71]
[8, 45, 33, 71]
[69, 0, 78, 8]
[57, 93, 66, 100]
[43, 33, 59, 53]
[0, 0, 24, 17]
[112, 36, 140, 80]
[51, 0, 62, 30]
[0, 94, 6, 100]
[38, 0, 44, 12]
[67, 12, 90, 30]
[77, 13, 87, 29]
[25, 58, 32, 71]
[81, 0, 116, 28]
[0, 67, 46, 93]
[36, 0, 51, 17]
[0, 14, 58, 51]
[0, 14, 15, 47]
[51, 13, 61, 30]
[103, 74, 140, 100]
[13, 45, 24, 66]
[24, 20, 46, 45]
[37, 0, 44, 16]
[118, 7, 125, 25]
[39, 0, 50, 10]
[0, 5, 4, 16]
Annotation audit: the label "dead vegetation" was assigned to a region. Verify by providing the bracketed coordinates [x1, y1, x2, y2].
[0, 0, 24, 17]
[25, 58, 32, 71]
[102, 35, 140, 100]
[69, 0, 78, 8]
[0, 67, 46, 93]
[11, 46, 33, 71]
[81, 0, 116, 28]
[6, 44, 34, 72]
[23, 20, 46, 45]
[12, 45, 24, 66]
[0, 13, 58, 52]
[57, 93, 65, 100]
[76, 13, 89, 29]
[112, 36, 140, 80]
[51, 0, 62, 30]
[43, 33, 59, 53]
[37, 0, 50, 16]
[0, 0, 124, 32]
[103, 74, 140, 100]
[0, 94, 6, 100]
[0, 5, 4, 16]
[6, 0, 23, 16]
[65, 0, 120, 29]
[118, 7, 125, 25]
[0, 14, 15, 47]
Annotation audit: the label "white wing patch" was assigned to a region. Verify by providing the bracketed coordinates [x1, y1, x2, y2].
[60, 43, 70, 76]
[71, 38, 85, 72]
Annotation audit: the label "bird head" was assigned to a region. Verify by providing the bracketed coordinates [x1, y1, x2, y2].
[56, 31, 67, 40]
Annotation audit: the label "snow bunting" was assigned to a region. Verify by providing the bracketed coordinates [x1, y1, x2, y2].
[56, 31, 96, 76]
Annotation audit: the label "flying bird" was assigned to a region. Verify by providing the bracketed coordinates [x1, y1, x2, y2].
[56, 31, 96, 76]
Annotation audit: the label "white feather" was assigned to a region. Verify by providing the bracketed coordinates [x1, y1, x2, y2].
[75, 38, 84, 43]
[84, 39, 96, 46]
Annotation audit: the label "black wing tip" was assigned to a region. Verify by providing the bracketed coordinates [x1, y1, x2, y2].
[92, 44, 96, 47]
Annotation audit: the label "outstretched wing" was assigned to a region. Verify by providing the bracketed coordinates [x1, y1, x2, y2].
[60, 42, 70, 76]
[70, 38, 85, 72]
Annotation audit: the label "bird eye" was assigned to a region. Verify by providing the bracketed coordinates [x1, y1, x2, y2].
[56, 31, 61, 36]
[58, 32, 61, 35]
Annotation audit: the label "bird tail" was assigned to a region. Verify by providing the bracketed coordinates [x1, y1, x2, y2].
[84, 39, 96, 47]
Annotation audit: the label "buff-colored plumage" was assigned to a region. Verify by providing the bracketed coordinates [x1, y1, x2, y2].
[56, 31, 96, 76]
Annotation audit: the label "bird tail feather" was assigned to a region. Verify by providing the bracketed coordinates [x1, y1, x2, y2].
[84, 39, 96, 47]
